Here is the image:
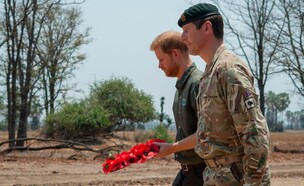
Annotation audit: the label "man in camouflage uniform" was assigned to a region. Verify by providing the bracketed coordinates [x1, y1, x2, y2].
[150, 31, 206, 186]
[178, 3, 271, 186]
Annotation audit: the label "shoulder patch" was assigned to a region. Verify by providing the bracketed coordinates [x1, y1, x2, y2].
[244, 90, 255, 110]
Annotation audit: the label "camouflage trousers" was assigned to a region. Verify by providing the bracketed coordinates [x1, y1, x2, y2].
[203, 162, 271, 186]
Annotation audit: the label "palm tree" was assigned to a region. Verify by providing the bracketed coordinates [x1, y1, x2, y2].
[265, 91, 290, 131]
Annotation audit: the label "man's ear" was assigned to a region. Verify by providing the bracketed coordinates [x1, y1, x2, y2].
[204, 21, 212, 33]
[171, 49, 180, 58]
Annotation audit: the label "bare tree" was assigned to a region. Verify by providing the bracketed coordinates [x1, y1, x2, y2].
[1, 0, 86, 147]
[275, 0, 304, 97]
[36, 4, 91, 116]
[3, 0, 18, 147]
[211, 0, 284, 115]
[2, 0, 63, 147]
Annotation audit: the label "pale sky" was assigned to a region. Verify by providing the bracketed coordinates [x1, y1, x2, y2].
[71, 0, 302, 120]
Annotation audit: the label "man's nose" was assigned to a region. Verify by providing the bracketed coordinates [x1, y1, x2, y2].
[181, 32, 186, 42]
[158, 63, 163, 69]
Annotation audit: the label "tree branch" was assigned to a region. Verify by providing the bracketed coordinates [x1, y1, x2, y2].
[0, 137, 126, 157]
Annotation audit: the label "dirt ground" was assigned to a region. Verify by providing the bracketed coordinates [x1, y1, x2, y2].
[1, 131, 304, 186]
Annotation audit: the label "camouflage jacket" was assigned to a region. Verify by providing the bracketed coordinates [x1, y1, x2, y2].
[195, 45, 270, 184]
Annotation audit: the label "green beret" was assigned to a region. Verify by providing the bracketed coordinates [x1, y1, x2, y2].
[178, 3, 221, 27]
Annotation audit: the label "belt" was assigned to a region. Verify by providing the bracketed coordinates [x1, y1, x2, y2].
[204, 154, 242, 168]
[181, 162, 206, 172]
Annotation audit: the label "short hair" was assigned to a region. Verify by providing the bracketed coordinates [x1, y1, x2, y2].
[150, 31, 188, 54]
[193, 15, 224, 40]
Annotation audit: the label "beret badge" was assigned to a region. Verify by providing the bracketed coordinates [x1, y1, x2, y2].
[180, 13, 186, 22]
[177, 3, 221, 27]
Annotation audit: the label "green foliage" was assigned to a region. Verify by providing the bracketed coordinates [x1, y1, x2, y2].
[151, 124, 173, 143]
[30, 116, 40, 130]
[266, 91, 290, 112]
[0, 96, 7, 131]
[89, 77, 156, 128]
[285, 110, 304, 129]
[275, 121, 284, 132]
[0, 120, 7, 131]
[29, 96, 42, 130]
[134, 124, 173, 143]
[0, 95, 5, 117]
[43, 100, 111, 139]
[43, 76, 158, 139]
[266, 91, 290, 131]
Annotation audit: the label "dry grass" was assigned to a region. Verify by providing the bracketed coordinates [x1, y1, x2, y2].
[1, 130, 304, 186]
[269, 131, 304, 163]
[270, 131, 304, 150]
[1, 130, 304, 163]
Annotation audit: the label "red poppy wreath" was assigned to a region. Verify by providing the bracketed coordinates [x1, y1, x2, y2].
[102, 139, 166, 174]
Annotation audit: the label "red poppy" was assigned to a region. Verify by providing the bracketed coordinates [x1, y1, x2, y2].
[102, 139, 166, 174]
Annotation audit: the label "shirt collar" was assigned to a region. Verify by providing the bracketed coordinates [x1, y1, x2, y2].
[206, 44, 226, 71]
[175, 63, 197, 89]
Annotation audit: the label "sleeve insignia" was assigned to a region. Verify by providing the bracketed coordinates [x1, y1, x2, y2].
[244, 90, 255, 110]
[245, 98, 255, 110]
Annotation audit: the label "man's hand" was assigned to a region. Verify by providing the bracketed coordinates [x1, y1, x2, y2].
[153, 142, 175, 158]
[153, 133, 197, 158]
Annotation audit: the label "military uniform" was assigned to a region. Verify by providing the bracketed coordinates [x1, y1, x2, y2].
[173, 63, 206, 186]
[195, 45, 271, 185]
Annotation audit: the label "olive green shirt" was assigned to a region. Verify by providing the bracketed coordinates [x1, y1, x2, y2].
[173, 63, 204, 165]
